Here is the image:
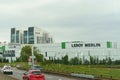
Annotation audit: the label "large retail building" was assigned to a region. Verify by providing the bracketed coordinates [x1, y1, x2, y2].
[1, 41, 119, 62]
[0, 27, 120, 62]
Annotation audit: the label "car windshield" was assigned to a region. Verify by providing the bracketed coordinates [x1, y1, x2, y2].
[32, 71, 41, 75]
[30, 65, 42, 70]
[5, 67, 11, 69]
[34, 66, 40, 68]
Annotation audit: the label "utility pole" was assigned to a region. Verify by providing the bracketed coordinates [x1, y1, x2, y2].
[31, 45, 34, 67]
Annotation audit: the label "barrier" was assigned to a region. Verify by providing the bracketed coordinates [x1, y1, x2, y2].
[71, 73, 94, 79]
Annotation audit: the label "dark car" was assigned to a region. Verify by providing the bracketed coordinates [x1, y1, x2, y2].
[30, 65, 43, 70]
[23, 70, 45, 80]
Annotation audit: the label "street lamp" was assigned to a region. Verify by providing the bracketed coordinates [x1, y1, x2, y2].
[31, 45, 35, 67]
[88, 50, 91, 73]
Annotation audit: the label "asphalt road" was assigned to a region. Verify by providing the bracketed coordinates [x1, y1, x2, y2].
[9, 68, 77, 80]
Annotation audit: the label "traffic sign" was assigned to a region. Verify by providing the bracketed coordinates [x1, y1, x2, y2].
[30, 56, 36, 58]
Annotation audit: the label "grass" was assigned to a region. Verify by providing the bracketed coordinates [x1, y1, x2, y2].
[39, 63, 120, 79]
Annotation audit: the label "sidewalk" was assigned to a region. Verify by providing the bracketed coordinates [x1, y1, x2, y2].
[0, 72, 18, 80]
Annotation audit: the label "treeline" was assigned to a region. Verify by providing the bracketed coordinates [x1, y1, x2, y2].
[0, 58, 9, 62]
[47, 55, 120, 65]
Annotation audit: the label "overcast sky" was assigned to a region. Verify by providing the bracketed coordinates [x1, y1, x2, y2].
[0, 0, 120, 43]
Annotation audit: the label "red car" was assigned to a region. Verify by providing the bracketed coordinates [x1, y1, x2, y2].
[23, 70, 45, 80]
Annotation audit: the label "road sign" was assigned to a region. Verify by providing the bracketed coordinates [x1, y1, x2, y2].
[30, 56, 36, 58]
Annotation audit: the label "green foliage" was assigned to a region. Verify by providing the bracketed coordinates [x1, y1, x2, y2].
[20, 45, 31, 62]
[0, 58, 9, 62]
[0, 58, 2, 62]
[113, 60, 120, 65]
[84, 59, 89, 65]
[69, 57, 79, 65]
[34, 53, 43, 62]
[3, 58, 9, 62]
[107, 57, 112, 65]
[62, 55, 69, 65]
[18, 45, 43, 62]
[33, 47, 44, 62]
[89, 55, 94, 64]
[89, 56, 99, 65]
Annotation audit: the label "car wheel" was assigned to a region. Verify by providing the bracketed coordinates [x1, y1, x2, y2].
[11, 72, 13, 75]
[3, 72, 6, 74]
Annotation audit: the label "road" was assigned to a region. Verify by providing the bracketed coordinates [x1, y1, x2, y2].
[9, 68, 77, 80]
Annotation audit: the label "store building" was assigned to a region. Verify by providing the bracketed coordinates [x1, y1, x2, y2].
[1, 41, 120, 62]
[4, 27, 120, 62]
[34, 41, 120, 61]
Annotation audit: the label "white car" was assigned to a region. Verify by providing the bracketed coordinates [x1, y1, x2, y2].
[1, 65, 13, 75]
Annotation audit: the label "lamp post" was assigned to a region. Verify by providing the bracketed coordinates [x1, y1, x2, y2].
[31, 45, 35, 67]
[88, 50, 91, 73]
[77, 52, 81, 65]
[54, 53, 56, 63]
[58, 52, 62, 71]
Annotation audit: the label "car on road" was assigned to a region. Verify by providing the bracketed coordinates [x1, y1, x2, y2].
[23, 70, 45, 80]
[30, 65, 43, 70]
[1, 64, 13, 75]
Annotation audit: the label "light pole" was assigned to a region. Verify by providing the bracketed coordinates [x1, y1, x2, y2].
[54, 53, 56, 63]
[77, 52, 80, 65]
[88, 50, 91, 73]
[58, 52, 62, 71]
[31, 45, 34, 67]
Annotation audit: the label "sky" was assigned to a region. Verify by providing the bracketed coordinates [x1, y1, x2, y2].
[0, 0, 120, 43]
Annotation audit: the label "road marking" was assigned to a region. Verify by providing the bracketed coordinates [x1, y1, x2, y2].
[58, 79, 62, 80]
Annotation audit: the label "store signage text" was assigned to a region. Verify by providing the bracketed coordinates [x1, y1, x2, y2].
[71, 43, 101, 47]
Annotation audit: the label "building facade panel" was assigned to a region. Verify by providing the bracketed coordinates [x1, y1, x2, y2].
[11, 28, 16, 43]
[10, 27, 54, 44]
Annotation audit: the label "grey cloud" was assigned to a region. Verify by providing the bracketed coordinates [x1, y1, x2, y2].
[0, 0, 120, 42]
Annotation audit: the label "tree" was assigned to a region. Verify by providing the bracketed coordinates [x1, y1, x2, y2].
[62, 55, 69, 65]
[107, 57, 112, 65]
[89, 55, 94, 64]
[20, 45, 31, 62]
[70, 57, 79, 65]
[34, 47, 44, 62]
[19, 45, 43, 62]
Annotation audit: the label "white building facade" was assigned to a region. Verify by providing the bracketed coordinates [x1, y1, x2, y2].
[35, 41, 120, 61]
[10, 27, 54, 44]
[1, 41, 120, 62]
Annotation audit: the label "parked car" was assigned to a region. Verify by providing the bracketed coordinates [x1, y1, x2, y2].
[23, 70, 45, 80]
[1, 64, 13, 75]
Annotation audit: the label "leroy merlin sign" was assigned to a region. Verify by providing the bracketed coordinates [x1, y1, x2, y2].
[62, 41, 113, 49]
[61, 42, 101, 49]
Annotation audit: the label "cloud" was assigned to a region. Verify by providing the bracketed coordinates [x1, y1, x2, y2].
[0, 0, 120, 42]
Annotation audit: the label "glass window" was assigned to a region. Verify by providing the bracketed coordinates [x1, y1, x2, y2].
[32, 71, 41, 74]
